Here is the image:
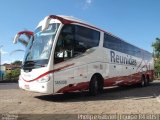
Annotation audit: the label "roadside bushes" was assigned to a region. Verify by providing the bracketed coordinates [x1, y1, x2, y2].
[3, 68, 20, 82]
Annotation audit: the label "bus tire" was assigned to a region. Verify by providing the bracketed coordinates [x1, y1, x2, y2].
[89, 75, 99, 96]
[146, 75, 150, 86]
[140, 75, 146, 87]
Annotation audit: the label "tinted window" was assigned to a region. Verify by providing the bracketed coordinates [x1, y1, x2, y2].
[54, 25, 74, 64]
[121, 41, 128, 54]
[135, 47, 142, 58]
[143, 51, 152, 60]
[75, 25, 100, 54]
[103, 33, 121, 52]
[54, 25, 100, 64]
[103, 33, 144, 58]
[128, 44, 134, 55]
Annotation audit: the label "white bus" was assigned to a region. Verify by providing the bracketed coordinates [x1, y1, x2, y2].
[14, 15, 154, 95]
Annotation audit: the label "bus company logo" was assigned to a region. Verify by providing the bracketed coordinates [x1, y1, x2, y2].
[110, 51, 137, 66]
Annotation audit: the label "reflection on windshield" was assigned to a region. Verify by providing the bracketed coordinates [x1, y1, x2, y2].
[23, 23, 59, 70]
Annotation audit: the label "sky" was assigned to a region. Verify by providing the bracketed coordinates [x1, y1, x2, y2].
[0, 0, 160, 64]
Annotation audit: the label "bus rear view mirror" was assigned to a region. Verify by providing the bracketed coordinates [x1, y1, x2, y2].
[13, 31, 34, 46]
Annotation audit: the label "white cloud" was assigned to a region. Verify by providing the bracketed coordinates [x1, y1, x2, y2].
[83, 0, 92, 9]
[2, 58, 18, 64]
[2, 60, 12, 64]
[86, 0, 92, 4]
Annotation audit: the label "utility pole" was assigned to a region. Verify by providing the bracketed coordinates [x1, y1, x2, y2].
[0, 45, 3, 80]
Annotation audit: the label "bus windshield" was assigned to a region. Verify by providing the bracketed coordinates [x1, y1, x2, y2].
[22, 23, 60, 70]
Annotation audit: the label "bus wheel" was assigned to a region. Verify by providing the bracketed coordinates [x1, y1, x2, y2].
[89, 75, 99, 96]
[146, 75, 150, 86]
[140, 75, 146, 87]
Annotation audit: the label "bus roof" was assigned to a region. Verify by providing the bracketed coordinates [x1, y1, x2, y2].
[38, 15, 152, 54]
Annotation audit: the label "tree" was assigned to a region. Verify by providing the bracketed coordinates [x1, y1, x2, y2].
[152, 38, 160, 58]
[152, 37, 160, 77]
[12, 60, 22, 65]
[3, 60, 21, 82]
[4, 68, 20, 81]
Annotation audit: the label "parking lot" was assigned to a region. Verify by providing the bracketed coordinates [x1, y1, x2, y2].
[0, 80, 160, 115]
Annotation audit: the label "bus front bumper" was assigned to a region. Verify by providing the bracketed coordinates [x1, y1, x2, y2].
[18, 77, 53, 94]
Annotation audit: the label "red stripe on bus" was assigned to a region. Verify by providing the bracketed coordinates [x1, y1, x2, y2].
[56, 70, 154, 93]
[57, 82, 89, 93]
[22, 63, 74, 82]
[18, 31, 33, 36]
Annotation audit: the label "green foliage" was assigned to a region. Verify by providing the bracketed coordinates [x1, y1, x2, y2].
[4, 72, 12, 80]
[154, 59, 160, 72]
[4, 68, 20, 81]
[12, 60, 22, 65]
[152, 38, 160, 77]
[152, 38, 160, 58]
[2, 60, 21, 82]
[12, 68, 20, 78]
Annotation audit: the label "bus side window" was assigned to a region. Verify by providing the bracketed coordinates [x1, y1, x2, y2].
[74, 25, 100, 56]
[54, 25, 74, 64]
[54, 24, 100, 64]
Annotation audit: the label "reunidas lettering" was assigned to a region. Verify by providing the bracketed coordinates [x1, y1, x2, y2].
[110, 51, 137, 66]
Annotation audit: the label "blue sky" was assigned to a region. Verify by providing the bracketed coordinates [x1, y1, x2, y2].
[0, 0, 160, 64]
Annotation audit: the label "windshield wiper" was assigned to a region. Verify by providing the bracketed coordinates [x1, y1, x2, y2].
[22, 60, 35, 67]
[22, 60, 45, 69]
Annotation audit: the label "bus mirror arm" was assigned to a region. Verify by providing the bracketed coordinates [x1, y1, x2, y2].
[13, 31, 34, 44]
[13, 34, 20, 44]
[42, 16, 51, 32]
[41, 15, 73, 32]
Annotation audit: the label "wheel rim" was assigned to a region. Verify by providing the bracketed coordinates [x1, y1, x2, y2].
[95, 80, 98, 90]
[142, 81, 144, 86]
[141, 79, 145, 86]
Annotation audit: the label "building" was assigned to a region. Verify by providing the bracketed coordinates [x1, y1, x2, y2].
[3, 63, 21, 73]
[3, 63, 12, 73]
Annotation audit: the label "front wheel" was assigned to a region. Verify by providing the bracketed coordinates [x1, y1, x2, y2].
[89, 76, 99, 96]
[145, 75, 150, 86]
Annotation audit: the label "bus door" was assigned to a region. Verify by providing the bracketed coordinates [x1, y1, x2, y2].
[53, 25, 75, 93]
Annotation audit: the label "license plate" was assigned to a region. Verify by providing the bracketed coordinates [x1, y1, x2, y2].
[24, 85, 30, 89]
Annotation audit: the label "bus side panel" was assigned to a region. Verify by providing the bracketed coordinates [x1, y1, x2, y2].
[54, 64, 89, 93]
[53, 67, 74, 93]
[103, 49, 145, 87]
[54, 47, 108, 93]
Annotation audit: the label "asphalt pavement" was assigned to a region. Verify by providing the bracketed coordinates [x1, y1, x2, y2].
[1, 80, 160, 115]
[0, 83, 19, 90]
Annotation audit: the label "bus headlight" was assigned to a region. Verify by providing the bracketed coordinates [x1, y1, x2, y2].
[37, 75, 51, 83]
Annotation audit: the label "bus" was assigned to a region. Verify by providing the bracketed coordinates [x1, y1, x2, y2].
[13, 15, 154, 95]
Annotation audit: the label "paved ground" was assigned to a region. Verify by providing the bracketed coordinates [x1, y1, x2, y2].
[0, 80, 160, 115]
[0, 83, 18, 90]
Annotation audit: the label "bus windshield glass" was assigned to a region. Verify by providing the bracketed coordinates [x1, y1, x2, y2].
[23, 23, 60, 70]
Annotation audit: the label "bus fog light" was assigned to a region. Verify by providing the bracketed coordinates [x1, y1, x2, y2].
[37, 75, 50, 83]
